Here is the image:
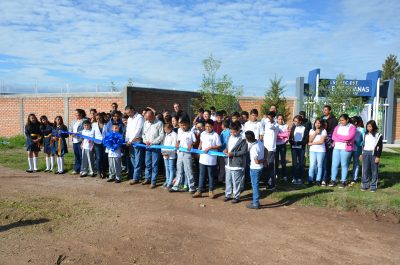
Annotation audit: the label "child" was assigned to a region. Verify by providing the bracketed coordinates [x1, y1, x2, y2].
[193, 120, 222, 199]
[350, 116, 365, 186]
[223, 121, 248, 203]
[289, 115, 308, 185]
[218, 120, 230, 183]
[262, 111, 279, 190]
[245, 131, 264, 209]
[25, 114, 42, 173]
[213, 111, 223, 135]
[162, 123, 178, 189]
[361, 120, 382, 192]
[80, 120, 95, 177]
[276, 114, 289, 181]
[308, 118, 327, 186]
[169, 119, 197, 193]
[106, 123, 123, 183]
[51, 116, 69, 174]
[243, 109, 264, 140]
[40, 115, 54, 172]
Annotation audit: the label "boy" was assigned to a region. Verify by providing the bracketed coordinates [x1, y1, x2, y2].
[243, 109, 264, 140]
[81, 120, 95, 177]
[213, 111, 223, 135]
[223, 121, 248, 203]
[106, 123, 123, 183]
[218, 120, 230, 183]
[170, 119, 197, 193]
[193, 120, 221, 199]
[263, 111, 279, 189]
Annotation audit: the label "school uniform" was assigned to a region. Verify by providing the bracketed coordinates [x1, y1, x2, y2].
[107, 143, 123, 181]
[308, 129, 327, 182]
[361, 132, 382, 191]
[92, 122, 108, 177]
[263, 120, 279, 187]
[198, 131, 221, 192]
[218, 128, 230, 183]
[40, 123, 54, 171]
[69, 118, 87, 173]
[352, 127, 366, 182]
[171, 129, 197, 192]
[81, 128, 95, 176]
[52, 125, 69, 173]
[162, 131, 178, 188]
[249, 140, 264, 207]
[275, 124, 289, 179]
[25, 123, 42, 171]
[289, 125, 308, 183]
[321, 114, 338, 183]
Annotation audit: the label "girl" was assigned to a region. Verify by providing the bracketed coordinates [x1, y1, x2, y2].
[25, 114, 42, 173]
[171, 115, 180, 133]
[329, 114, 356, 188]
[275, 114, 289, 181]
[308, 118, 327, 186]
[289, 115, 308, 185]
[70, 109, 87, 174]
[162, 123, 178, 189]
[92, 112, 108, 178]
[360, 120, 382, 192]
[52, 116, 68, 174]
[350, 116, 365, 186]
[40, 115, 54, 172]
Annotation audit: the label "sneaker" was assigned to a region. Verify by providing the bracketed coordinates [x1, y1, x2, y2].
[115, 179, 121, 183]
[54, 171, 59, 175]
[338, 182, 346, 189]
[316, 181, 321, 186]
[246, 204, 260, 210]
[142, 180, 151, 185]
[192, 191, 202, 198]
[321, 181, 326, 187]
[80, 173, 87, 178]
[189, 190, 196, 194]
[361, 188, 368, 191]
[224, 197, 232, 202]
[88, 173, 95, 177]
[169, 188, 179, 193]
[26, 169, 33, 173]
[44, 169, 49, 172]
[71, 171, 79, 175]
[208, 191, 216, 199]
[328, 181, 337, 187]
[107, 178, 114, 182]
[150, 183, 156, 189]
[129, 179, 139, 185]
[370, 189, 376, 193]
[231, 198, 240, 204]
[349, 181, 356, 187]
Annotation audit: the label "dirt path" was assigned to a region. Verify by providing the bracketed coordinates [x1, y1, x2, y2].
[0, 166, 399, 265]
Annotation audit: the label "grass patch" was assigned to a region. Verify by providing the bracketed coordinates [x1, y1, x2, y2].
[0, 135, 26, 150]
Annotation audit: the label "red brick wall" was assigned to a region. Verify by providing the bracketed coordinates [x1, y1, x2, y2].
[22, 97, 64, 124]
[0, 98, 20, 137]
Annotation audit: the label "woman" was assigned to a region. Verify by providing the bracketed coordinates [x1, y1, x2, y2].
[329, 114, 356, 188]
[275, 114, 289, 181]
[69, 108, 87, 174]
[40, 115, 54, 172]
[350, 116, 365, 186]
[92, 112, 108, 178]
[25, 114, 42, 173]
[308, 118, 327, 186]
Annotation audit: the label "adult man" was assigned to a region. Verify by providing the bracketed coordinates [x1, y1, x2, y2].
[263, 111, 279, 190]
[111, 102, 118, 113]
[142, 109, 165, 188]
[173, 102, 190, 122]
[125, 105, 145, 184]
[321, 105, 338, 185]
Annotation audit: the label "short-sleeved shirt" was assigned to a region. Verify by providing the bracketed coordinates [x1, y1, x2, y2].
[81, 129, 95, 150]
[309, 129, 327, 152]
[243, 121, 264, 140]
[199, 131, 221, 166]
[177, 129, 196, 152]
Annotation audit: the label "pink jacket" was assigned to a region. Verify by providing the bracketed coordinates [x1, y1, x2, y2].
[277, 125, 289, 144]
[332, 124, 356, 152]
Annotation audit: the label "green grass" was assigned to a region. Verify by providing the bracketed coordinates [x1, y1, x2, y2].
[0, 135, 26, 150]
[0, 136, 399, 217]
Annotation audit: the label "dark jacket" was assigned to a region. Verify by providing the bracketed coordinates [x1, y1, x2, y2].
[321, 114, 338, 135]
[225, 135, 248, 168]
[362, 133, 383, 158]
[289, 125, 309, 149]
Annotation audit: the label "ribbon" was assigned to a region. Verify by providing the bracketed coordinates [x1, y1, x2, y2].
[31, 133, 42, 148]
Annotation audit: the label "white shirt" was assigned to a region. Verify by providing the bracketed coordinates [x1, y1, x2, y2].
[177, 129, 196, 151]
[126, 113, 144, 142]
[210, 114, 216, 121]
[199, 131, 221, 166]
[92, 122, 107, 141]
[292, 125, 306, 149]
[226, 134, 243, 170]
[263, 120, 279, 151]
[72, 121, 81, 143]
[364, 133, 378, 151]
[249, 140, 264, 169]
[81, 129, 95, 150]
[243, 120, 264, 140]
[162, 131, 178, 159]
[335, 124, 352, 150]
[309, 129, 327, 152]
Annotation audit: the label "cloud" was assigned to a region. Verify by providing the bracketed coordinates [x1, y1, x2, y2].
[0, 0, 399, 95]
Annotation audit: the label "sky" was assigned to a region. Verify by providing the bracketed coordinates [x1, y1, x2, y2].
[0, 0, 399, 95]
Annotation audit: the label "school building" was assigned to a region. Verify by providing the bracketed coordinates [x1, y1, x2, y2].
[0, 86, 399, 143]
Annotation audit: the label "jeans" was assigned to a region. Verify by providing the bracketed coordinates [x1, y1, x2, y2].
[164, 158, 176, 187]
[331, 148, 352, 183]
[250, 168, 263, 207]
[94, 143, 106, 175]
[308, 151, 326, 182]
[225, 168, 244, 200]
[198, 163, 216, 192]
[352, 147, 362, 181]
[291, 148, 305, 180]
[264, 150, 275, 187]
[73, 142, 82, 172]
[145, 148, 161, 184]
[129, 146, 144, 181]
[323, 148, 333, 182]
[275, 144, 287, 177]
[172, 152, 195, 192]
[361, 151, 379, 190]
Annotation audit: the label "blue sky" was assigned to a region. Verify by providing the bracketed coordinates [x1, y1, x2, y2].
[0, 0, 399, 95]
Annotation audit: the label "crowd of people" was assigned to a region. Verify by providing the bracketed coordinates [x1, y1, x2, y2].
[24, 102, 383, 209]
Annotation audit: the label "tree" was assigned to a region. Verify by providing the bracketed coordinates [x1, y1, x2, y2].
[192, 54, 242, 114]
[261, 75, 290, 120]
[382, 54, 400, 96]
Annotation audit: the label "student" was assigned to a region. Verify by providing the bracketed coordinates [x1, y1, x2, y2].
[240, 111, 249, 126]
[161, 123, 178, 189]
[191, 121, 205, 149]
[70, 109, 87, 175]
[350, 116, 365, 186]
[80, 120, 95, 177]
[218, 120, 230, 183]
[230, 112, 240, 125]
[213, 111, 223, 135]
[193, 120, 222, 199]
[121, 114, 129, 173]
[110, 102, 118, 113]
[243, 109, 264, 141]
[308, 118, 327, 186]
[263, 111, 279, 189]
[51, 116, 68, 174]
[321, 105, 338, 184]
[170, 119, 197, 193]
[142, 109, 165, 188]
[25, 114, 42, 173]
[106, 123, 123, 183]
[361, 120, 382, 192]
[89, 108, 97, 123]
[193, 108, 205, 125]
[289, 115, 308, 185]
[223, 121, 248, 203]
[275, 114, 289, 181]
[329, 114, 356, 188]
[245, 131, 264, 210]
[40, 115, 54, 172]
[210, 106, 217, 121]
[92, 113, 108, 178]
[171, 115, 180, 133]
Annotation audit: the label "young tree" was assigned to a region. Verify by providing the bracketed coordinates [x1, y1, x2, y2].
[192, 54, 242, 114]
[261, 75, 290, 120]
[382, 54, 400, 96]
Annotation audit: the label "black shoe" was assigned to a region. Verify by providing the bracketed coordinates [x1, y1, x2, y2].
[189, 190, 196, 194]
[307, 181, 314, 187]
[150, 183, 156, 189]
[224, 197, 232, 202]
[246, 204, 260, 210]
[231, 198, 240, 204]
[328, 181, 337, 187]
[169, 188, 179, 193]
[338, 182, 346, 189]
[33, 170, 39, 173]
[54, 171, 59, 174]
[26, 169, 33, 173]
[266, 185, 276, 191]
[115, 179, 121, 183]
[44, 169, 49, 172]
[316, 181, 321, 186]
[142, 180, 151, 185]
[107, 178, 114, 182]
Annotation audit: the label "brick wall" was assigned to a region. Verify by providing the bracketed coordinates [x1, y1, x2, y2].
[23, 97, 64, 124]
[0, 98, 20, 136]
